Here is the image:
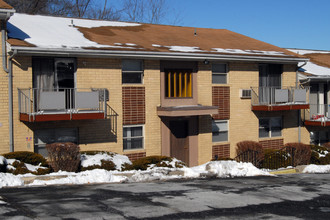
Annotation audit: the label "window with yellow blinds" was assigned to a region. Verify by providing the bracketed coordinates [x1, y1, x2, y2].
[165, 70, 192, 98]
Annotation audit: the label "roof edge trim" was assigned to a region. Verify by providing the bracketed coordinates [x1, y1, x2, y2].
[9, 47, 309, 63]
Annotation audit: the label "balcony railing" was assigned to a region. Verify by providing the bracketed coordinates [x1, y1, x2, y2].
[304, 104, 330, 126]
[251, 86, 309, 111]
[18, 88, 108, 122]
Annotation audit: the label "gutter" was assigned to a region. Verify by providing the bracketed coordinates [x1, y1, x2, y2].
[9, 46, 309, 63]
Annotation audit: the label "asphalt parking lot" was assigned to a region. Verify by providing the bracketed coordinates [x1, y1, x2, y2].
[0, 173, 329, 219]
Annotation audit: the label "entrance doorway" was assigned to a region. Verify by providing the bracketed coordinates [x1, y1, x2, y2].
[170, 120, 189, 165]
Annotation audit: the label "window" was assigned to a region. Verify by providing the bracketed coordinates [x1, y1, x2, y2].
[123, 125, 144, 150]
[34, 128, 78, 156]
[165, 70, 192, 98]
[212, 120, 228, 142]
[212, 64, 227, 84]
[122, 60, 143, 84]
[259, 117, 282, 138]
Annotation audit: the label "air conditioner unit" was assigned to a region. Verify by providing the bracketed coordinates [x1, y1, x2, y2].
[240, 89, 251, 99]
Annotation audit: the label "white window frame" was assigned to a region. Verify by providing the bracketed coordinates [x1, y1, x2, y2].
[212, 63, 228, 84]
[122, 60, 144, 84]
[259, 117, 282, 138]
[123, 125, 144, 150]
[212, 120, 229, 143]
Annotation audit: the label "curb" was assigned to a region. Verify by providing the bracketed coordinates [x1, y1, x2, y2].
[269, 168, 297, 175]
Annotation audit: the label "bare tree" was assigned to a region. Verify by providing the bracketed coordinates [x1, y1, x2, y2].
[6, 0, 49, 14]
[122, 0, 168, 24]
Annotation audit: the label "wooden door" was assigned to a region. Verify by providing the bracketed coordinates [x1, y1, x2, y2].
[170, 120, 189, 164]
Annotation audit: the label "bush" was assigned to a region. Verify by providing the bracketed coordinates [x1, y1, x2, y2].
[311, 145, 328, 155]
[322, 142, 330, 150]
[310, 151, 321, 165]
[262, 149, 292, 169]
[3, 151, 48, 167]
[46, 142, 80, 172]
[7, 161, 30, 175]
[319, 154, 330, 165]
[80, 159, 116, 171]
[236, 141, 264, 167]
[285, 143, 311, 166]
[123, 156, 185, 171]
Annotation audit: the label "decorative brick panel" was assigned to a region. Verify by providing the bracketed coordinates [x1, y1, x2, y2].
[212, 144, 230, 159]
[259, 139, 284, 150]
[122, 87, 145, 125]
[212, 86, 230, 120]
[125, 152, 146, 161]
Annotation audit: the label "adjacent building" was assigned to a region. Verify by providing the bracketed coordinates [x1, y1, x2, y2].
[289, 49, 330, 145]
[0, 2, 310, 166]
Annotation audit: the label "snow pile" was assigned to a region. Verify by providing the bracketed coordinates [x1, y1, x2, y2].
[303, 165, 330, 174]
[0, 173, 24, 188]
[184, 161, 270, 178]
[30, 169, 127, 186]
[81, 152, 131, 171]
[8, 13, 140, 49]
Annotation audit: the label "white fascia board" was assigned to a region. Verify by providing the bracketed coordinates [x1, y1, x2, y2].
[10, 46, 309, 63]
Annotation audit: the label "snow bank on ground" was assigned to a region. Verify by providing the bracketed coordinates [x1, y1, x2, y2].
[80, 153, 131, 171]
[0, 173, 24, 188]
[30, 169, 127, 186]
[302, 164, 330, 173]
[185, 161, 271, 178]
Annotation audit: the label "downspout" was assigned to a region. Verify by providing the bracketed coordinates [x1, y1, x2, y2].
[8, 50, 16, 152]
[296, 61, 307, 143]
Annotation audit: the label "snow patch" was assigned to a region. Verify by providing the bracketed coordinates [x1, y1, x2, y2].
[0, 156, 6, 165]
[80, 153, 131, 171]
[212, 48, 288, 56]
[8, 13, 140, 49]
[288, 49, 330, 55]
[298, 61, 330, 76]
[303, 164, 330, 173]
[0, 173, 24, 188]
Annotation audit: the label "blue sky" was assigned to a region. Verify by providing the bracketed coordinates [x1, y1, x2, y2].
[103, 0, 330, 50]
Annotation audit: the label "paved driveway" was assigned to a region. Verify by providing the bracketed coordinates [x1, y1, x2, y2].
[0, 173, 329, 219]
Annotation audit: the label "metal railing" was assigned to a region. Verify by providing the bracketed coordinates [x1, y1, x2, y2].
[251, 86, 309, 106]
[235, 147, 296, 169]
[304, 104, 330, 121]
[18, 88, 108, 119]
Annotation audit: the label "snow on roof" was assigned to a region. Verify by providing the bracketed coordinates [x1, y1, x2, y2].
[288, 48, 330, 55]
[288, 49, 330, 77]
[8, 13, 140, 49]
[7, 13, 301, 58]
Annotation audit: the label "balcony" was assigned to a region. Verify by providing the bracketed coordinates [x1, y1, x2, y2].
[251, 87, 309, 111]
[18, 88, 108, 122]
[304, 104, 330, 126]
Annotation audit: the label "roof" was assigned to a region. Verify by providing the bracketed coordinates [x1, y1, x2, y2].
[7, 13, 305, 61]
[288, 49, 330, 77]
[0, 0, 13, 9]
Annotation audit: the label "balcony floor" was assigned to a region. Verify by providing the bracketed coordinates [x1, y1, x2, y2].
[305, 120, 330, 127]
[252, 104, 309, 111]
[20, 110, 105, 122]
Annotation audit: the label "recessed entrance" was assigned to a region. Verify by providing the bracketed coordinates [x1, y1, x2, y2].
[170, 120, 189, 165]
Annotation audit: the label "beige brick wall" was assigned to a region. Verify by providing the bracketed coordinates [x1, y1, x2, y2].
[0, 30, 10, 154]
[143, 60, 161, 156]
[228, 62, 259, 157]
[197, 62, 213, 164]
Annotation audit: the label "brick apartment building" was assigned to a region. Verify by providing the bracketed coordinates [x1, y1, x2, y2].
[0, 1, 310, 166]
